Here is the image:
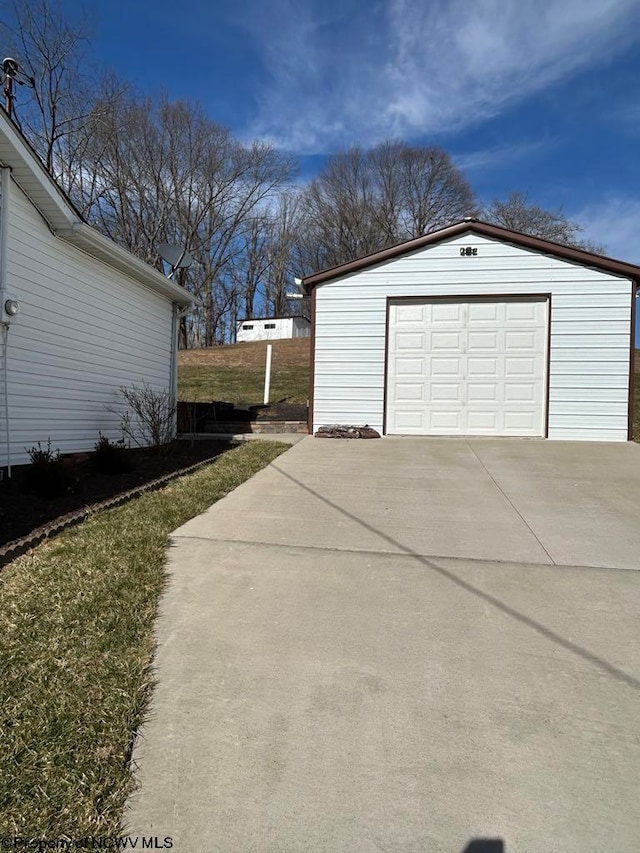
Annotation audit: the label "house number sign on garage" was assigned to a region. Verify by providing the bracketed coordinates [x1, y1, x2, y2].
[460, 247, 478, 255]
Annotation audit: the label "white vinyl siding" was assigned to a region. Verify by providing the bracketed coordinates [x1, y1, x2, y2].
[312, 233, 633, 441]
[1, 184, 174, 465]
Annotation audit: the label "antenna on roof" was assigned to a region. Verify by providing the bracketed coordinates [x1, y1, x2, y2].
[1, 58, 34, 120]
[285, 275, 306, 300]
[158, 243, 193, 280]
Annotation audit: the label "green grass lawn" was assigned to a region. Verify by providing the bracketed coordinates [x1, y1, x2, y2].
[179, 363, 309, 405]
[0, 440, 289, 837]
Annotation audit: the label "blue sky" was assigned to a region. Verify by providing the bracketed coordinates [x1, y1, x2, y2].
[57, 0, 639, 265]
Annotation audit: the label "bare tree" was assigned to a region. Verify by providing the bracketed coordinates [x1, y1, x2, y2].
[297, 147, 383, 272]
[188, 135, 297, 345]
[227, 215, 271, 330]
[224, 191, 306, 334]
[72, 93, 296, 345]
[262, 191, 305, 317]
[0, 0, 95, 177]
[297, 141, 477, 272]
[485, 191, 604, 252]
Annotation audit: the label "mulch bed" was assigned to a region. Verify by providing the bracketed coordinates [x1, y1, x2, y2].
[0, 440, 229, 549]
[255, 402, 308, 421]
[178, 400, 307, 432]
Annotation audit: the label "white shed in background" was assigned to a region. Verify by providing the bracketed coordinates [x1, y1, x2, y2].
[236, 315, 310, 343]
[0, 107, 192, 469]
[303, 220, 638, 441]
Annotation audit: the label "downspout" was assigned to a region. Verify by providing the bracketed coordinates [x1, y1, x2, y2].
[170, 303, 191, 438]
[0, 167, 11, 476]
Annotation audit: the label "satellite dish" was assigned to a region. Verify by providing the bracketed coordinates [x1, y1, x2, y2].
[2, 58, 19, 76]
[158, 243, 193, 272]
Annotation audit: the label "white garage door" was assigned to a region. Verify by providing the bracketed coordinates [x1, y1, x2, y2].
[386, 297, 548, 436]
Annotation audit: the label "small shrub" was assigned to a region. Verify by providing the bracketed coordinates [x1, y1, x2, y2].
[26, 440, 76, 497]
[93, 433, 133, 475]
[117, 383, 177, 455]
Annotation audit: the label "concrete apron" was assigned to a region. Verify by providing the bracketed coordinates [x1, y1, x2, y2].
[125, 437, 640, 852]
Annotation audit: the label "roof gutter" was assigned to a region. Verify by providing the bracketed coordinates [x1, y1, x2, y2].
[58, 223, 194, 307]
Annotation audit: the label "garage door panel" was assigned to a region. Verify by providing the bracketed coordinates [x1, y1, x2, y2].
[468, 331, 499, 351]
[396, 357, 424, 375]
[396, 304, 427, 323]
[504, 383, 537, 402]
[467, 411, 498, 431]
[430, 383, 463, 402]
[432, 331, 462, 350]
[467, 383, 499, 402]
[505, 357, 538, 376]
[505, 330, 539, 349]
[468, 302, 499, 323]
[468, 358, 498, 376]
[506, 301, 541, 321]
[504, 411, 539, 431]
[432, 303, 463, 323]
[394, 383, 424, 402]
[393, 411, 425, 431]
[387, 297, 547, 436]
[396, 332, 425, 350]
[431, 357, 463, 376]
[430, 411, 461, 430]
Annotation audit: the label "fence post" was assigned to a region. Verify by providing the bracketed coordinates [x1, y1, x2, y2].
[264, 344, 272, 405]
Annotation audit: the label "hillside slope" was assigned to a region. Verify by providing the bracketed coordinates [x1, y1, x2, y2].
[178, 339, 311, 404]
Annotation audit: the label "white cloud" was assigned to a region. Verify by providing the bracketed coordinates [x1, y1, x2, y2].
[453, 139, 555, 173]
[573, 196, 640, 263]
[239, 0, 640, 153]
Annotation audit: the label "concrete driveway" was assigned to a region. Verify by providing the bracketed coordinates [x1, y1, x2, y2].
[126, 438, 640, 852]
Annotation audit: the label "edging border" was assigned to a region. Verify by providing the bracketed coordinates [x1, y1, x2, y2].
[0, 452, 226, 568]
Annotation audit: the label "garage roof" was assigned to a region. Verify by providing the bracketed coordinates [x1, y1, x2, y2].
[302, 219, 640, 289]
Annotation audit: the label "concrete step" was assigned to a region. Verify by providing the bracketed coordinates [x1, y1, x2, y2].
[179, 433, 305, 445]
[201, 420, 308, 435]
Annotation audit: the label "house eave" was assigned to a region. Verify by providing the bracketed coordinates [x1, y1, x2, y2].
[59, 224, 193, 306]
[0, 108, 193, 308]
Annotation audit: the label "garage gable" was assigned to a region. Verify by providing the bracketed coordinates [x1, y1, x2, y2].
[304, 219, 640, 288]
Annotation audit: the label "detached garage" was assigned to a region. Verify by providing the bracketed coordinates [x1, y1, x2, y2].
[304, 221, 638, 441]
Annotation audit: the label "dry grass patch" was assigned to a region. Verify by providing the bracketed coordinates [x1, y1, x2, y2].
[179, 338, 310, 369]
[0, 440, 289, 837]
[179, 339, 310, 405]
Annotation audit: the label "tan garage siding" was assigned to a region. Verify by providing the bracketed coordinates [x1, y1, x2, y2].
[312, 232, 633, 441]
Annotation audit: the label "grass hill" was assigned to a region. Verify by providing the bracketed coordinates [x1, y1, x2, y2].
[178, 338, 311, 405]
